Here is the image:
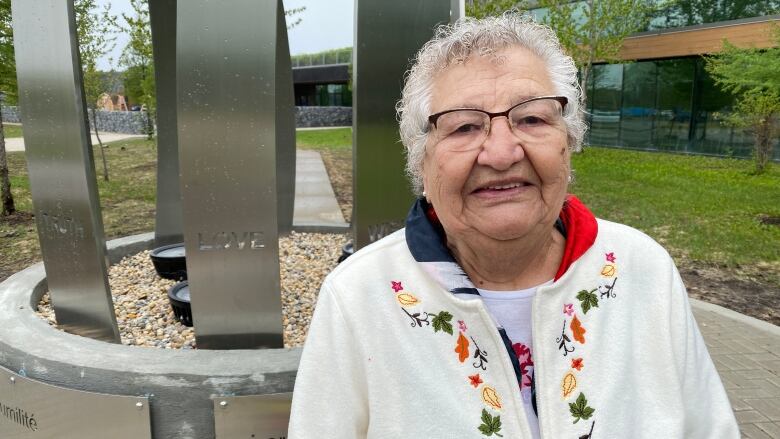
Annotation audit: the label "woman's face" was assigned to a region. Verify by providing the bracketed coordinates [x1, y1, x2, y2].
[422, 46, 571, 243]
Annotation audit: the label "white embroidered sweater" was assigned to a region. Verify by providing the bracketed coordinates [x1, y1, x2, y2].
[289, 220, 739, 438]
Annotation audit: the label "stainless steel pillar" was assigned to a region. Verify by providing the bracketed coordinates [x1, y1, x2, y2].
[275, 0, 296, 236]
[150, 0, 183, 246]
[11, 0, 120, 342]
[452, 0, 465, 22]
[352, 0, 451, 248]
[177, 0, 287, 349]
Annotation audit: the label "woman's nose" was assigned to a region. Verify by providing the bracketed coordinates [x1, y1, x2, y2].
[476, 117, 525, 171]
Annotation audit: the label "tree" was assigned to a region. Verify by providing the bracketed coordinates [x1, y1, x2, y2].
[705, 30, 780, 173]
[466, 0, 520, 18]
[0, 0, 16, 106]
[75, 0, 116, 181]
[535, 0, 656, 97]
[109, 0, 155, 140]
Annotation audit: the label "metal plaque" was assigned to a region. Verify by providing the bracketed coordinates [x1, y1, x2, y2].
[352, 0, 451, 248]
[150, 0, 184, 246]
[11, 0, 120, 342]
[0, 366, 151, 439]
[177, 0, 284, 349]
[213, 393, 291, 439]
[275, 0, 296, 236]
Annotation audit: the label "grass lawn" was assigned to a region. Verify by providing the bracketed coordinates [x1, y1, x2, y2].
[3, 124, 23, 138]
[570, 147, 779, 282]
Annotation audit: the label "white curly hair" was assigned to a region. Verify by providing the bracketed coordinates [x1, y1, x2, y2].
[396, 12, 587, 194]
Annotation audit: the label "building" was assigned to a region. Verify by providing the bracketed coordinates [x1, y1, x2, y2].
[531, 2, 780, 159]
[291, 48, 351, 107]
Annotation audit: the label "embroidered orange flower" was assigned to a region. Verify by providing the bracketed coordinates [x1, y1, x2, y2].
[570, 315, 586, 344]
[571, 357, 584, 371]
[469, 373, 483, 388]
[455, 332, 470, 363]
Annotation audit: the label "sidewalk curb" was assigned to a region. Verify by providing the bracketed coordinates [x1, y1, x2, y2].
[690, 298, 780, 336]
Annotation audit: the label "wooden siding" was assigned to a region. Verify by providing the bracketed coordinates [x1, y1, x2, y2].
[620, 18, 780, 61]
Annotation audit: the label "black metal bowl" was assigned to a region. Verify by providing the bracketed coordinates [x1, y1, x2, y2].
[168, 281, 193, 327]
[150, 243, 187, 280]
[337, 242, 354, 263]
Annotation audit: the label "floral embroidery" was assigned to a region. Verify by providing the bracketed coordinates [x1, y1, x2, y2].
[570, 315, 586, 344]
[391, 280, 404, 292]
[599, 278, 617, 299]
[396, 292, 419, 307]
[431, 311, 454, 334]
[456, 332, 470, 363]
[481, 386, 502, 410]
[571, 357, 584, 371]
[563, 303, 574, 316]
[600, 263, 616, 278]
[569, 393, 595, 424]
[512, 343, 534, 389]
[471, 336, 489, 370]
[562, 371, 577, 398]
[401, 308, 430, 327]
[458, 320, 468, 332]
[576, 289, 599, 314]
[605, 252, 616, 263]
[469, 373, 483, 388]
[478, 409, 504, 437]
[556, 320, 575, 356]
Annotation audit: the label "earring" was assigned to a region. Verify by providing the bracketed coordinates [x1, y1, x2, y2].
[567, 175, 572, 183]
[422, 191, 427, 198]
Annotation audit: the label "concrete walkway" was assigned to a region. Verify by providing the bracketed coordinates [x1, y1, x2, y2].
[292, 149, 348, 231]
[4, 132, 146, 152]
[692, 300, 780, 438]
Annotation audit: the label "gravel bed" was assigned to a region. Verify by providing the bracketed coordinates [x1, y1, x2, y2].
[36, 232, 349, 349]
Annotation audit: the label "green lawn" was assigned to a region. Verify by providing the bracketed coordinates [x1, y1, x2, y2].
[3, 124, 23, 138]
[296, 127, 351, 151]
[570, 147, 779, 275]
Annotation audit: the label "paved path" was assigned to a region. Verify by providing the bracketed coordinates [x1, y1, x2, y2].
[692, 300, 780, 438]
[292, 149, 348, 230]
[4, 132, 146, 152]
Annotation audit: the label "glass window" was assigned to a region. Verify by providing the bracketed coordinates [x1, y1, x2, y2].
[620, 61, 657, 149]
[649, 0, 780, 30]
[654, 58, 695, 152]
[588, 64, 623, 146]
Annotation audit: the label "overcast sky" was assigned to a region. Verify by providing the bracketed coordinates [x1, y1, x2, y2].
[95, 0, 355, 71]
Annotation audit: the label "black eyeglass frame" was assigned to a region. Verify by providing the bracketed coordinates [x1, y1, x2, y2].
[427, 95, 569, 129]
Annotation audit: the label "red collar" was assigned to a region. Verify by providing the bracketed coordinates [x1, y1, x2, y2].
[554, 195, 599, 281]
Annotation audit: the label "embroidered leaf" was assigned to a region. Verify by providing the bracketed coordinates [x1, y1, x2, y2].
[397, 293, 420, 307]
[570, 315, 586, 344]
[569, 393, 595, 424]
[481, 386, 502, 410]
[562, 372, 577, 398]
[455, 332, 470, 362]
[431, 311, 454, 335]
[600, 263, 617, 278]
[469, 373, 483, 388]
[576, 289, 599, 314]
[478, 409, 504, 437]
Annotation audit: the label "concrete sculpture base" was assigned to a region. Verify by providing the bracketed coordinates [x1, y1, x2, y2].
[0, 233, 301, 438]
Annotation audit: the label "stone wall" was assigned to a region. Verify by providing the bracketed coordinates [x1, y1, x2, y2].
[295, 106, 352, 127]
[4, 105, 353, 132]
[2, 106, 151, 134]
[1, 105, 21, 123]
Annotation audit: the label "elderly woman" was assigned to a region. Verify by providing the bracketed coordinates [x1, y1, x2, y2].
[289, 14, 738, 439]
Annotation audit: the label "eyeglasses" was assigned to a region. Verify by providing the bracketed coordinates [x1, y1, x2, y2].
[427, 96, 568, 152]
